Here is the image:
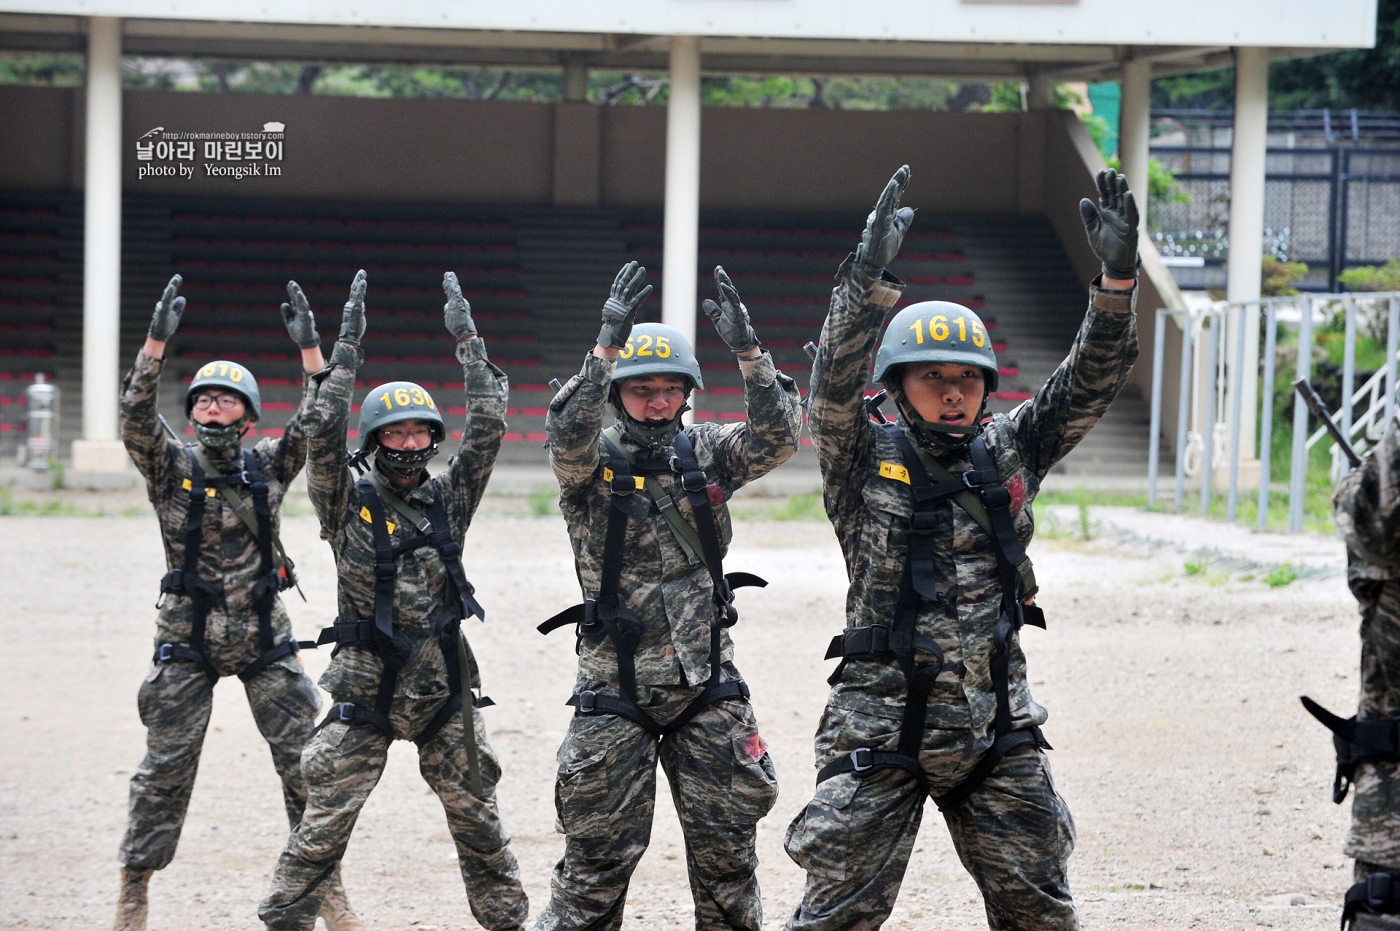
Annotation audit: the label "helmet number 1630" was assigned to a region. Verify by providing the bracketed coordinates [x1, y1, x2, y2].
[908, 315, 985, 347]
[382, 386, 434, 410]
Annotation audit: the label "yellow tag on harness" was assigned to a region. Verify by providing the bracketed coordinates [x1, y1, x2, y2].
[880, 461, 911, 484]
[181, 478, 219, 497]
[602, 467, 645, 489]
[359, 507, 396, 534]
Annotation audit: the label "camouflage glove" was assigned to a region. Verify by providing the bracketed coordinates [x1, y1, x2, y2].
[701, 266, 760, 353]
[339, 269, 367, 343]
[597, 261, 652, 350]
[1079, 168, 1140, 281]
[147, 275, 186, 342]
[442, 271, 477, 340]
[280, 280, 320, 349]
[855, 165, 916, 271]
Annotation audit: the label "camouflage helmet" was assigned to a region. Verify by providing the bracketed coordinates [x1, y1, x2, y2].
[872, 301, 999, 392]
[357, 381, 446, 449]
[186, 359, 261, 419]
[612, 322, 704, 391]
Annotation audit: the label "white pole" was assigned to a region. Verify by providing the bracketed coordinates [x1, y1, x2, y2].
[74, 15, 126, 472]
[1227, 47, 1270, 466]
[1119, 59, 1152, 229]
[662, 35, 701, 362]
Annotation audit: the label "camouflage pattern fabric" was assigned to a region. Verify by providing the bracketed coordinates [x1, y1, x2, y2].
[532, 670, 778, 931]
[787, 263, 1139, 931]
[117, 349, 321, 870]
[535, 349, 801, 930]
[1334, 420, 1400, 873]
[260, 336, 526, 929]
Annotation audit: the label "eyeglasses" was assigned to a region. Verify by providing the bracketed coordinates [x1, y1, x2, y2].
[379, 426, 434, 442]
[192, 394, 243, 411]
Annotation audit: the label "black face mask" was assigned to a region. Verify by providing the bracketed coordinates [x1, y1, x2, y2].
[374, 442, 439, 480]
[194, 417, 248, 451]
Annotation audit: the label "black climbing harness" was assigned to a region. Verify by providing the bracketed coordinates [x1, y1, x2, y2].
[538, 428, 765, 738]
[313, 476, 491, 794]
[817, 424, 1047, 811]
[1343, 873, 1400, 930]
[1301, 695, 1400, 804]
[155, 447, 306, 684]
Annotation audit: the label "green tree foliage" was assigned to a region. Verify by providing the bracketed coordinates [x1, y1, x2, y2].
[1153, 0, 1400, 110]
[1339, 259, 1400, 292]
[0, 52, 83, 86]
[1261, 256, 1309, 296]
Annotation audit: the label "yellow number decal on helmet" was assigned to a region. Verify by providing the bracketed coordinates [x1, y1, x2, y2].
[201, 363, 217, 377]
[654, 336, 671, 358]
[394, 387, 411, 406]
[634, 334, 654, 357]
[930, 315, 950, 341]
[229, 366, 243, 382]
[410, 387, 426, 405]
[908, 319, 924, 345]
[618, 338, 635, 360]
[971, 322, 986, 347]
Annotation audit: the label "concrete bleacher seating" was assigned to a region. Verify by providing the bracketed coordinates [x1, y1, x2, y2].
[0, 193, 1147, 477]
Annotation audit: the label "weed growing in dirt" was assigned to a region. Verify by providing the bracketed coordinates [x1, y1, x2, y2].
[767, 492, 826, 520]
[1184, 556, 1207, 575]
[1265, 564, 1300, 588]
[0, 484, 11, 516]
[529, 484, 559, 517]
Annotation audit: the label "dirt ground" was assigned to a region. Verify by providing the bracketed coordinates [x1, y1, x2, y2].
[0, 498, 1365, 930]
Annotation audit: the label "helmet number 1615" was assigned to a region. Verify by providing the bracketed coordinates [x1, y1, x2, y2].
[908, 315, 985, 347]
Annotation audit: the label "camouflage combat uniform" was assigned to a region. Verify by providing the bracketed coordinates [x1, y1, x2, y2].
[785, 265, 1138, 931]
[258, 337, 527, 930]
[532, 350, 802, 931]
[117, 349, 322, 870]
[1334, 421, 1400, 884]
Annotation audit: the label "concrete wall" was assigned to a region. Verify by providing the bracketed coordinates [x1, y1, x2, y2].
[0, 88, 1048, 215]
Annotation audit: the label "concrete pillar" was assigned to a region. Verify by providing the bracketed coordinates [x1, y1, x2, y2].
[1026, 73, 1056, 111]
[73, 15, 128, 473]
[1119, 58, 1152, 229]
[1227, 46, 1270, 463]
[661, 35, 701, 358]
[562, 59, 588, 102]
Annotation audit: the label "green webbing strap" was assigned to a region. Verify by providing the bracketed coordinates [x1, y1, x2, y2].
[189, 445, 304, 600]
[601, 425, 706, 568]
[908, 444, 1038, 598]
[365, 470, 434, 535]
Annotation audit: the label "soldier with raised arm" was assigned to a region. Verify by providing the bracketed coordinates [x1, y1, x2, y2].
[532, 262, 802, 931]
[1304, 419, 1400, 929]
[115, 276, 362, 931]
[259, 271, 527, 930]
[786, 165, 1141, 930]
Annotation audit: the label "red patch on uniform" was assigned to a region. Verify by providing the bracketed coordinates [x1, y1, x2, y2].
[742, 733, 768, 761]
[1005, 472, 1026, 514]
[707, 483, 726, 507]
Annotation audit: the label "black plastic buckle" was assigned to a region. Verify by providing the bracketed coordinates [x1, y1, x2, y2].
[1367, 873, 1395, 909]
[737, 680, 751, 700]
[438, 540, 462, 558]
[681, 470, 708, 493]
[910, 511, 938, 533]
[337, 703, 357, 723]
[157, 643, 176, 662]
[160, 569, 184, 594]
[850, 747, 874, 773]
[979, 484, 1011, 510]
[374, 561, 396, 580]
[578, 690, 598, 713]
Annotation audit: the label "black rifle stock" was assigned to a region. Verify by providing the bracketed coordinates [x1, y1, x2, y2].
[1293, 378, 1363, 468]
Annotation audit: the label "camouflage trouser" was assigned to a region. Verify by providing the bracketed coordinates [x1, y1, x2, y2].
[532, 678, 779, 931]
[784, 705, 1077, 931]
[1345, 605, 1400, 870]
[259, 705, 527, 931]
[118, 658, 321, 870]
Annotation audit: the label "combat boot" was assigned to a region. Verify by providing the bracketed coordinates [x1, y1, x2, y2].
[318, 865, 365, 931]
[112, 867, 152, 931]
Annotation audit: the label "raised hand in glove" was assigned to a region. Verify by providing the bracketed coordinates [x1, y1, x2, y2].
[702, 266, 760, 354]
[148, 275, 186, 342]
[597, 261, 652, 350]
[339, 269, 367, 343]
[280, 280, 320, 348]
[442, 271, 477, 340]
[1079, 168, 1140, 282]
[856, 165, 916, 271]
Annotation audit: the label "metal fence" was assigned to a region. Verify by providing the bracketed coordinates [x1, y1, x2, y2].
[1150, 147, 1400, 292]
[1147, 291, 1400, 531]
